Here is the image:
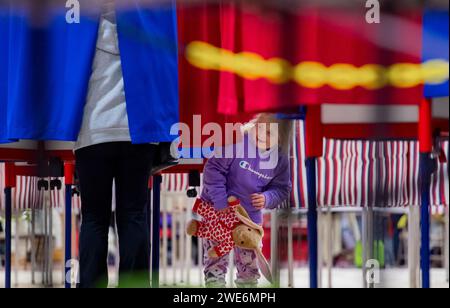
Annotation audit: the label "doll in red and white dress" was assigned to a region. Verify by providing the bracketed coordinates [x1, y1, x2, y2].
[187, 196, 272, 283]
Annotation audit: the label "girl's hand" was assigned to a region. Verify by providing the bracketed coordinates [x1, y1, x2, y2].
[251, 194, 266, 210]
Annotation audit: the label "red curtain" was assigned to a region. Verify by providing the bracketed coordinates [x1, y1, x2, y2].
[178, 2, 424, 119]
[178, 3, 250, 148]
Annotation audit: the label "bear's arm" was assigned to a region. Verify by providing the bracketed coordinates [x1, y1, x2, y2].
[193, 200, 218, 220]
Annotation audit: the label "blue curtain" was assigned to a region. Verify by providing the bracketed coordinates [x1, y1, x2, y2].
[1, 0, 179, 144]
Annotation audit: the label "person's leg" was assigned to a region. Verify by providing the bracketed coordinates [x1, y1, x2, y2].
[76, 144, 115, 288]
[203, 239, 229, 288]
[234, 247, 261, 288]
[115, 143, 156, 287]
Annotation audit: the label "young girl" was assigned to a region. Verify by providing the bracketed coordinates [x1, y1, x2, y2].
[199, 113, 292, 288]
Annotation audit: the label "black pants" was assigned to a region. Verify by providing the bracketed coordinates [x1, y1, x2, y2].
[75, 142, 156, 288]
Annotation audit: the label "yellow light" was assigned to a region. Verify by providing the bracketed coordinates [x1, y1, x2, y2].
[185, 41, 449, 90]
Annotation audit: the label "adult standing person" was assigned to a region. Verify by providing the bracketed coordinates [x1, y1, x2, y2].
[72, 0, 179, 288]
[4, 0, 179, 287]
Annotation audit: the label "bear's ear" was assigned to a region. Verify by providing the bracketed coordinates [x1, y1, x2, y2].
[236, 205, 251, 220]
[255, 249, 273, 284]
[235, 211, 264, 238]
[255, 227, 264, 238]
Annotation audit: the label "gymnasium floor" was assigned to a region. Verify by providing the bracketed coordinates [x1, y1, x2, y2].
[1, 268, 448, 288]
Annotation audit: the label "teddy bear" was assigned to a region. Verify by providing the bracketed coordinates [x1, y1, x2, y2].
[186, 196, 273, 283]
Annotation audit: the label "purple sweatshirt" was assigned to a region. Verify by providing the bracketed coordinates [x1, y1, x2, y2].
[201, 134, 292, 224]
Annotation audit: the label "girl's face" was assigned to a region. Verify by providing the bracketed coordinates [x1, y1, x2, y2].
[254, 114, 279, 150]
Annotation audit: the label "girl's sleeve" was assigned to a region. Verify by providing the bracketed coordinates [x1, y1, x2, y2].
[202, 155, 234, 211]
[263, 154, 292, 209]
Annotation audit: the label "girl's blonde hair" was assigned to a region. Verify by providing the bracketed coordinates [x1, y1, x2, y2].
[243, 113, 293, 155]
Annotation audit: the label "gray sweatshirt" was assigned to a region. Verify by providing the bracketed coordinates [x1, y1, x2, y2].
[74, 7, 131, 150]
